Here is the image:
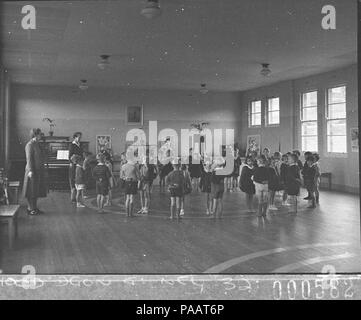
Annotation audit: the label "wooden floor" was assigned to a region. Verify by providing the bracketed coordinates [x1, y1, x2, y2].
[0, 186, 360, 274]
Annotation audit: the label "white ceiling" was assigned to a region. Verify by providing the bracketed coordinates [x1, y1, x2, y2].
[0, 0, 357, 92]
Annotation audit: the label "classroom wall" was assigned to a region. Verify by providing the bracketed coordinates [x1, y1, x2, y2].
[10, 85, 242, 160]
[239, 64, 359, 193]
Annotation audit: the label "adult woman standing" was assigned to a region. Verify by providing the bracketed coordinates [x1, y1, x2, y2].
[69, 132, 83, 203]
[22, 128, 47, 215]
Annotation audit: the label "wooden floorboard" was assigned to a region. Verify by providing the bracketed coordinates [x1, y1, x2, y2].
[0, 186, 360, 274]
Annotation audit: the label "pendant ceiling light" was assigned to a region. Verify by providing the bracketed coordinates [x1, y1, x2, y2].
[260, 63, 271, 77]
[200, 83, 208, 94]
[79, 79, 88, 90]
[141, 0, 161, 19]
[98, 55, 110, 70]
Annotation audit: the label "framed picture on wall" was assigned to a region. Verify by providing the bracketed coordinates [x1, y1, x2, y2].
[246, 134, 261, 156]
[96, 135, 111, 154]
[351, 128, 359, 152]
[126, 106, 143, 125]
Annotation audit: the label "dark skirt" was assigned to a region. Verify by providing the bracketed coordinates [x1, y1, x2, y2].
[285, 181, 301, 196]
[124, 181, 138, 195]
[200, 173, 212, 193]
[189, 164, 202, 178]
[239, 166, 255, 195]
[269, 170, 283, 191]
[211, 182, 224, 199]
[96, 180, 109, 196]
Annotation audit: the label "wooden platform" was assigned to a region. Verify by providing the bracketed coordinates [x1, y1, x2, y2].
[0, 188, 360, 274]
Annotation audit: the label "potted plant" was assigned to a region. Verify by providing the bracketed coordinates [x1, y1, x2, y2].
[42, 118, 56, 136]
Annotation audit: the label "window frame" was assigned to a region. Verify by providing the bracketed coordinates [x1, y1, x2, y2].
[265, 97, 280, 127]
[300, 90, 318, 153]
[325, 85, 347, 157]
[248, 100, 262, 128]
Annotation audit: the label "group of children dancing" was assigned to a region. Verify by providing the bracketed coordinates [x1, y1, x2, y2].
[69, 145, 321, 220]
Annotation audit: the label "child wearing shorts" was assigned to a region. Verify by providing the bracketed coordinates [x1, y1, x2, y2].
[74, 155, 86, 208]
[210, 159, 226, 219]
[138, 160, 158, 214]
[120, 159, 140, 217]
[92, 153, 112, 213]
[252, 155, 270, 218]
[166, 162, 185, 220]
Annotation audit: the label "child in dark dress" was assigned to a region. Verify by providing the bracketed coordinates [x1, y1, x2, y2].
[268, 152, 283, 210]
[313, 153, 321, 204]
[280, 154, 289, 205]
[200, 161, 213, 215]
[302, 151, 313, 200]
[302, 155, 317, 208]
[285, 153, 302, 212]
[239, 156, 255, 212]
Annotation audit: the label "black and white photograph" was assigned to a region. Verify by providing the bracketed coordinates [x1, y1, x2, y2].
[0, 0, 360, 303]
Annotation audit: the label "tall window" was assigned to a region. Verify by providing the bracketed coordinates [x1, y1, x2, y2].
[327, 86, 347, 153]
[249, 100, 261, 127]
[301, 91, 318, 152]
[266, 97, 280, 126]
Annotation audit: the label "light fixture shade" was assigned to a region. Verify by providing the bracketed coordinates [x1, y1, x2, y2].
[260, 63, 271, 77]
[200, 83, 208, 94]
[98, 55, 110, 70]
[79, 80, 88, 90]
[141, 0, 161, 19]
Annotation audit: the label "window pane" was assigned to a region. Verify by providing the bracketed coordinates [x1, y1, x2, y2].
[303, 107, 317, 121]
[328, 103, 346, 119]
[252, 101, 261, 113]
[327, 135, 347, 153]
[268, 111, 279, 125]
[302, 122, 317, 136]
[328, 86, 346, 104]
[302, 136, 318, 152]
[303, 91, 317, 107]
[251, 113, 261, 126]
[268, 98, 279, 111]
[327, 119, 346, 136]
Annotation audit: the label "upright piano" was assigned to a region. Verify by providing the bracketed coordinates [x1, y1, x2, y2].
[40, 136, 89, 191]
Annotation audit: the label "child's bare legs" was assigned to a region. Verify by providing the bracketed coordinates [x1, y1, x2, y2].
[139, 189, 145, 213]
[212, 198, 218, 218]
[170, 197, 176, 219]
[246, 193, 254, 212]
[180, 196, 184, 215]
[217, 198, 223, 218]
[206, 193, 212, 214]
[108, 189, 112, 205]
[97, 194, 105, 212]
[315, 182, 320, 204]
[76, 189, 84, 207]
[144, 186, 150, 212]
[71, 187, 76, 203]
[126, 194, 134, 217]
[96, 194, 101, 210]
[176, 197, 181, 219]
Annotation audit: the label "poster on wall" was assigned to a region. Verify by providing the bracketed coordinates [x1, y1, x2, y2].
[246, 134, 261, 156]
[126, 106, 143, 125]
[350, 128, 359, 152]
[96, 135, 112, 154]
